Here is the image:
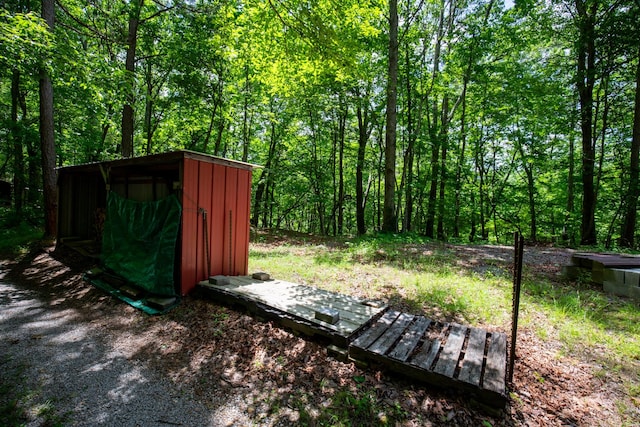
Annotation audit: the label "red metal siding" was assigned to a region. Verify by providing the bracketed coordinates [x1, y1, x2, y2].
[180, 158, 200, 295]
[210, 164, 227, 276]
[196, 161, 214, 282]
[235, 169, 252, 275]
[223, 167, 238, 275]
[180, 156, 253, 295]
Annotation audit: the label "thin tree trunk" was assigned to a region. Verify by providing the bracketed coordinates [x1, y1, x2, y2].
[337, 107, 346, 235]
[11, 70, 24, 215]
[425, 140, 440, 238]
[620, 44, 640, 247]
[403, 44, 415, 233]
[564, 121, 576, 243]
[242, 64, 251, 163]
[214, 119, 225, 156]
[356, 97, 371, 236]
[382, 0, 398, 233]
[202, 101, 218, 153]
[120, 0, 143, 158]
[252, 112, 278, 227]
[144, 61, 154, 155]
[576, 0, 597, 245]
[40, 0, 57, 237]
[26, 142, 40, 204]
[454, 83, 467, 239]
[425, 0, 447, 238]
[204, 81, 223, 153]
[437, 95, 449, 240]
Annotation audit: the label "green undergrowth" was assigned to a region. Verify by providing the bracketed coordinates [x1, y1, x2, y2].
[521, 273, 640, 374]
[0, 209, 43, 256]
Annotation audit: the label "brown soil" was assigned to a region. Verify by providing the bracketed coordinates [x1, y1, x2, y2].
[2, 236, 637, 426]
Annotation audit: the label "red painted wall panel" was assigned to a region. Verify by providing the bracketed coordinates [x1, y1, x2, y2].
[180, 158, 200, 295]
[235, 169, 251, 275]
[196, 161, 213, 281]
[210, 164, 226, 276]
[179, 156, 253, 295]
[222, 167, 238, 275]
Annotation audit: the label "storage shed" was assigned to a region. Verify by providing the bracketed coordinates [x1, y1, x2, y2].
[57, 150, 257, 297]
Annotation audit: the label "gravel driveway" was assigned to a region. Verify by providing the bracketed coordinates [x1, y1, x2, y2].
[0, 279, 248, 427]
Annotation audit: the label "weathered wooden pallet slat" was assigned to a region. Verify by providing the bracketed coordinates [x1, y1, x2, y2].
[458, 327, 487, 386]
[352, 310, 400, 348]
[434, 324, 467, 377]
[412, 338, 441, 371]
[388, 316, 431, 362]
[483, 332, 507, 396]
[368, 313, 414, 356]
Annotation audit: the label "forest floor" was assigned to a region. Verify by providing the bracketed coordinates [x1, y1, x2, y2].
[2, 231, 639, 426]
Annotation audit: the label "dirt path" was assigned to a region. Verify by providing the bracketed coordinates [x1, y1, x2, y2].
[0, 262, 256, 426]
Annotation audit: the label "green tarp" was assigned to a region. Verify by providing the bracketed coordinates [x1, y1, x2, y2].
[101, 192, 182, 296]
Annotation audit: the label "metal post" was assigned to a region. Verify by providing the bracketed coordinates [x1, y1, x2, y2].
[509, 231, 524, 383]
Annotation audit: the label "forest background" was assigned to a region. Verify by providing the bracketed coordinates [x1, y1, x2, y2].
[1, 0, 639, 249]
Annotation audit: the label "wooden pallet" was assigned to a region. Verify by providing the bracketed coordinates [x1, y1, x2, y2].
[198, 277, 387, 347]
[349, 310, 507, 407]
[198, 277, 508, 408]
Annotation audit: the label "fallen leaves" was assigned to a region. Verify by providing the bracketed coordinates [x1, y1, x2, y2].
[3, 241, 636, 426]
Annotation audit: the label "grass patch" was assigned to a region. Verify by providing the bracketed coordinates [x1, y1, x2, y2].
[250, 234, 513, 325]
[520, 274, 640, 373]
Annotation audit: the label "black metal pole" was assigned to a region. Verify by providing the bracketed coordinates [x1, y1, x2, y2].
[509, 232, 524, 383]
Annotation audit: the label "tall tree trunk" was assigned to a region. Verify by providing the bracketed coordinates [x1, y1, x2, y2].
[425, 138, 440, 238]
[40, 0, 57, 237]
[26, 142, 40, 204]
[523, 162, 537, 242]
[454, 83, 467, 238]
[620, 45, 640, 248]
[337, 107, 346, 235]
[202, 101, 218, 153]
[477, 146, 487, 240]
[11, 70, 24, 215]
[382, 0, 398, 233]
[120, 0, 143, 158]
[403, 45, 415, 233]
[241, 64, 251, 163]
[469, 186, 476, 242]
[437, 95, 449, 240]
[252, 114, 278, 227]
[214, 119, 225, 156]
[576, 0, 597, 245]
[356, 99, 371, 235]
[564, 123, 576, 243]
[425, 0, 447, 238]
[144, 61, 154, 155]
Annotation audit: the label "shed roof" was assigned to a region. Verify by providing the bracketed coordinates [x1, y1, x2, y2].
[57, 150, 261, 175]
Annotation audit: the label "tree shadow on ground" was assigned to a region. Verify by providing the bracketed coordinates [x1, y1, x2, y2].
[2, 244, 516, 426]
